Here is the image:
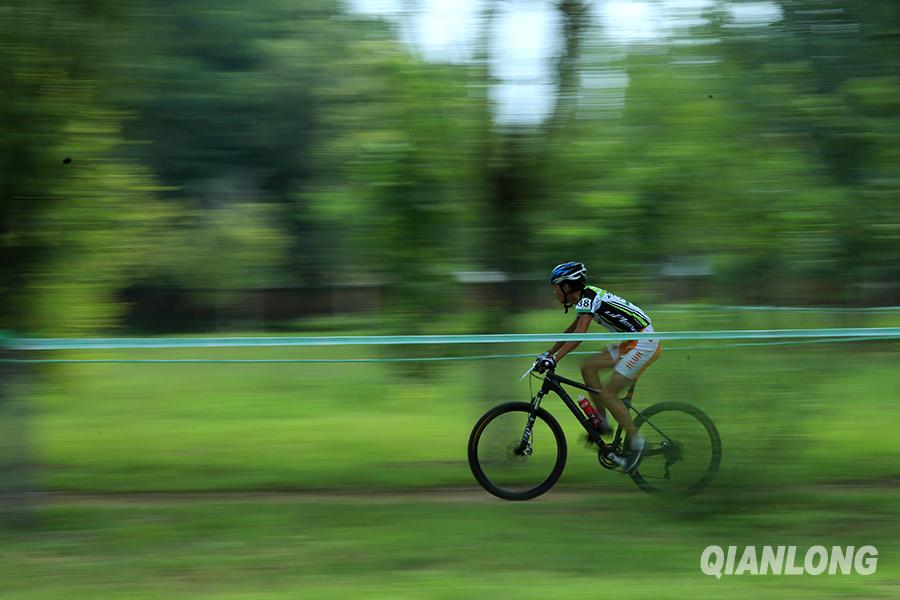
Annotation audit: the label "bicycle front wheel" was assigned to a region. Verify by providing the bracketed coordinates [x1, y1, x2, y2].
[629, 401, 721, 497]
[468, 402, 567, 501]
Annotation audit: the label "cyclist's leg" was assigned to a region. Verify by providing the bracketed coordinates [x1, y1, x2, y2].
[599, 372, 639, 438]
[579, 350, 616, 420]
[603, 336, 663, 437]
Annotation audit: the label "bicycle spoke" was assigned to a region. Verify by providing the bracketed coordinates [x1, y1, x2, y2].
[632, 404, 720, 496]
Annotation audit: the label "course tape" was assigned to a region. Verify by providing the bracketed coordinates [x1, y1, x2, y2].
[654, 304, 900, 314]
[0, 336, 892, 364]
[4, 327, 900, 351]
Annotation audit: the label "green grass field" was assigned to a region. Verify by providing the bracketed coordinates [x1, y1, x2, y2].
[2, 490, 898, 599]
[3, 308, 898, 598]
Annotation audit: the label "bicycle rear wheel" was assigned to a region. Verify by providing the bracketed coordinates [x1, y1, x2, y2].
[468, 402, 567, 501]
[629, 401, 721, 497]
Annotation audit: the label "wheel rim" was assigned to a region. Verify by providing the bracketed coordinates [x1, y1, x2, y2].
[474, 410, 562, 497]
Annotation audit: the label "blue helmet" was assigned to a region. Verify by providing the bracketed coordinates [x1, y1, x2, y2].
[549, 261, 587, 285]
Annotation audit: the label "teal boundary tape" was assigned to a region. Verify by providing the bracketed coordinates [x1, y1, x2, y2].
[0, 335, 893, 364]
[5, 327, 900, 351]
[653, 304, 900, 314]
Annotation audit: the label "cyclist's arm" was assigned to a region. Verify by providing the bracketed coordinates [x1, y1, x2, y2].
[553, 314, 592, 362]
[546, 317, 579, 355]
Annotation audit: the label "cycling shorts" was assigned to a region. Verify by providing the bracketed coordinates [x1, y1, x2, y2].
[606, 325, 662, 381]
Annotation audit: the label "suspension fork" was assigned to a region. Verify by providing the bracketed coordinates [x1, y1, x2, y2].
[530, 372, 565, 411]
[517, 379, 553, 454]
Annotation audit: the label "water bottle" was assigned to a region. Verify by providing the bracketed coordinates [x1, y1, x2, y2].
[578, 397, 603, 430]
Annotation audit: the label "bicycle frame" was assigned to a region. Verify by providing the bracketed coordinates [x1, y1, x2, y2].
[523, 369, 638, 455]
[519, 369, 677, 466]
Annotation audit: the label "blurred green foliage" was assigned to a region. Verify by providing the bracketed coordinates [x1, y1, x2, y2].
[2, 0, 899, 335]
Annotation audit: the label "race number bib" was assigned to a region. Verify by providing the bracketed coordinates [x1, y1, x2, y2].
[575, 297, 592, 312]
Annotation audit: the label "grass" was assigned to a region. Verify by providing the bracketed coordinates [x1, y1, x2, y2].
[1, 488, 899, 599]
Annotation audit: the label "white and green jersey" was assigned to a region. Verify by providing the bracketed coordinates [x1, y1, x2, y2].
[574, 285, 651, 333]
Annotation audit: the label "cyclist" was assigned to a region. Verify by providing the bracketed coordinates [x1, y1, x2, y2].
[533, 261, 661, 472]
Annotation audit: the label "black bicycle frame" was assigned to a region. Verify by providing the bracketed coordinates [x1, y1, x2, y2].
[528, 369, 637, 452]
[524, 369, 676, 463]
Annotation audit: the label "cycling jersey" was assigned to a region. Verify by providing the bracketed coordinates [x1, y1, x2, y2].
[574, 285, 652, 333]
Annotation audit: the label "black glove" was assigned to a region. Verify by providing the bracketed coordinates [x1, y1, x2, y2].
[534, 355, 557, 374]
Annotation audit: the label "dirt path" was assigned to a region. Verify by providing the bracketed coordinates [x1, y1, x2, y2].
[17, 479, 899, 506]
[25, 486, 613, 505]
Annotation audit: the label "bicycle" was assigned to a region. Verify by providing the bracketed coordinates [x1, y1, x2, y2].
[467, 362, 722, 500]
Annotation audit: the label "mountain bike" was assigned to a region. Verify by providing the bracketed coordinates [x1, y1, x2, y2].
[467, 363, 721, 500]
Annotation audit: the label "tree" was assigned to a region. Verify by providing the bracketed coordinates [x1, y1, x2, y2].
[1, 0, 178, 334]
